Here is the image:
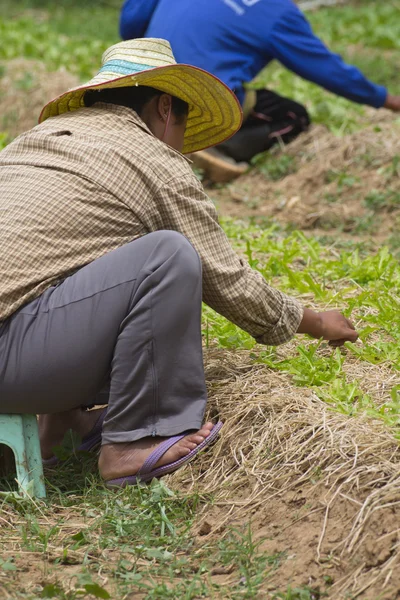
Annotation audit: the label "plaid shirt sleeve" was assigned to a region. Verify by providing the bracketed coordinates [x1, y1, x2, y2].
[151, 173, 304, 345]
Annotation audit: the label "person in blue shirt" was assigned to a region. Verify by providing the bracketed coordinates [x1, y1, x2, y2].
[120, 0, 400, 182]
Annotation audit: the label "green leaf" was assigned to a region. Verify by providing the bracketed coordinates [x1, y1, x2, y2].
[83, 583, 111, 599]
[145, 547, 174, 562]
[0, 558, 17, 571]
[40, 584, 63, 598]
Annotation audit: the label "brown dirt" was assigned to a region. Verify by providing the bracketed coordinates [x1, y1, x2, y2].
[210, 110, 400, 245]
[0, 58, 79, 139]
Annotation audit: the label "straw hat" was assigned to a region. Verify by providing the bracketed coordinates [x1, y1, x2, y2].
[39, 38, 243, 154]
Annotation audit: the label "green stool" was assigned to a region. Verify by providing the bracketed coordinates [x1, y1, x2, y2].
[0, 414, 46, 498]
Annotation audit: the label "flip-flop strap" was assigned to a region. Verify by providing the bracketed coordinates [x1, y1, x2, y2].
[138, 434, 185, 475]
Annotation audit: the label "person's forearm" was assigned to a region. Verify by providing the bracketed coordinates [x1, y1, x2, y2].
[296, 307, 322, 337]
[119, 0, 159, 39]
[154, 177, 304, 346]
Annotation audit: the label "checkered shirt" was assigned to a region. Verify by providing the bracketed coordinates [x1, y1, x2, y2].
[0, 103, 303, 344]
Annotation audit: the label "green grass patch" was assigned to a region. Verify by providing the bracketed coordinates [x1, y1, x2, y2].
[1, 0, 119, 80]
[203, 217, 400, 435]
[1, 470, 292, 599]
[251, 150, 297, 181]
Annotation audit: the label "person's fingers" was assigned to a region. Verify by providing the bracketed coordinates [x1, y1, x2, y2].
[346, 328, 359, 342]
[328, 329, 358, 345]
[328, 339, 346, 347]
[345, 318, 356, 330]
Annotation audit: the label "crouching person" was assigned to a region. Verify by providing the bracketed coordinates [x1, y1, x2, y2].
[0, 39, 358, 487]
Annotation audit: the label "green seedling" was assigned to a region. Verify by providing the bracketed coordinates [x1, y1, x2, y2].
[252, 152, 297, 181]
[325, 169, 359, 191]
[218, 524, 285, 598]
[364, 189, 400, 211]
[273, 586, 327, 600]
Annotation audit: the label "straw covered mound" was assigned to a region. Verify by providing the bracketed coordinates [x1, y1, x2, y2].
[2, 347, 400, 598]
[213, 111, 400, 242]
[169, 347, 400, 599]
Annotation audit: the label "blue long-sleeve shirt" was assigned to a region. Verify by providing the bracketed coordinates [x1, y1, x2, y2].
[119, 0, 387, 108]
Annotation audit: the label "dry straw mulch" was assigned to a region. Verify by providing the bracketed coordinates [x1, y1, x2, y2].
[170, 348, 400, 599]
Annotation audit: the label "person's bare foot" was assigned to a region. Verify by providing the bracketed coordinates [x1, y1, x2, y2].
[39, 408, 104, 460]
[190, 150, 248, 183]
[98, 422, 214, 481]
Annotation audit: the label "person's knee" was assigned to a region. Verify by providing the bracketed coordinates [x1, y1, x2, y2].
[153, 230, 201, 280]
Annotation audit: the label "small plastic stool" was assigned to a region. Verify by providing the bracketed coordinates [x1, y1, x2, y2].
[0, 414, 46, 498]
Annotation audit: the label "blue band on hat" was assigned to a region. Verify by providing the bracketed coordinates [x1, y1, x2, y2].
[99, 59, 154, 76]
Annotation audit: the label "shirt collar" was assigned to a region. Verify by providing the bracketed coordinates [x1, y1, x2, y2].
[91, 102, 192, 164]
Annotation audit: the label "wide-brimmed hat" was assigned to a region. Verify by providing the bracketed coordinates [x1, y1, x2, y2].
[39, 38, 242, 154]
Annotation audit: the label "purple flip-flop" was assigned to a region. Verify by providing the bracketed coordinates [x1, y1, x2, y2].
[42, 408, 107, 467]
[106, 421, 223, 488]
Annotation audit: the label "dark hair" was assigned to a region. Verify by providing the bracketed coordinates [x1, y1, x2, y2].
[84, 86, 188, 120]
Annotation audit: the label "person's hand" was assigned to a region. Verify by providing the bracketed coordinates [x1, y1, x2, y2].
[297, 308, 358, 347]
[384, 95, 400, 112]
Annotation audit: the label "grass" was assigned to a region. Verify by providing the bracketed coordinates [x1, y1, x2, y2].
[0, 0, 119, 80]
[251, 150, 297, 181]
[1, 0, 400, 598]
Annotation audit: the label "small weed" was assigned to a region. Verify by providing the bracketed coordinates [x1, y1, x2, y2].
[323, 191, 339, 204]
[0, 132, 9, 150]
[364, 189, 400, 211]
[357, 151, 383, 169]
[245, 196, 262, 209]
[252, 151, 297, 181]
[273, 586, 327, 600]
[0, 558, 17, 572]
[218, 524, 285, 598]
[352, 212, 379, 234]
[388, 230, 400, 257]
[325, 170, 359, 190]
[20, 518, 60, 553]
[15, 72, 35, 91]
[262, 342, 345, 388]
[40, 572, 111, 599]
[192, 165, 205, 182]
[382, 155, 400, 180]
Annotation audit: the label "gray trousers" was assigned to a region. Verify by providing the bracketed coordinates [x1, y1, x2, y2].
[0, 231, 207, 444]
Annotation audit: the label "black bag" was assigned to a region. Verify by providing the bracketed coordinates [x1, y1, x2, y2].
[218, 89, 310, 163]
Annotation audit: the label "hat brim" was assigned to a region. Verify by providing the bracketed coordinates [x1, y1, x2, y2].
[39, 64, 243, 154]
